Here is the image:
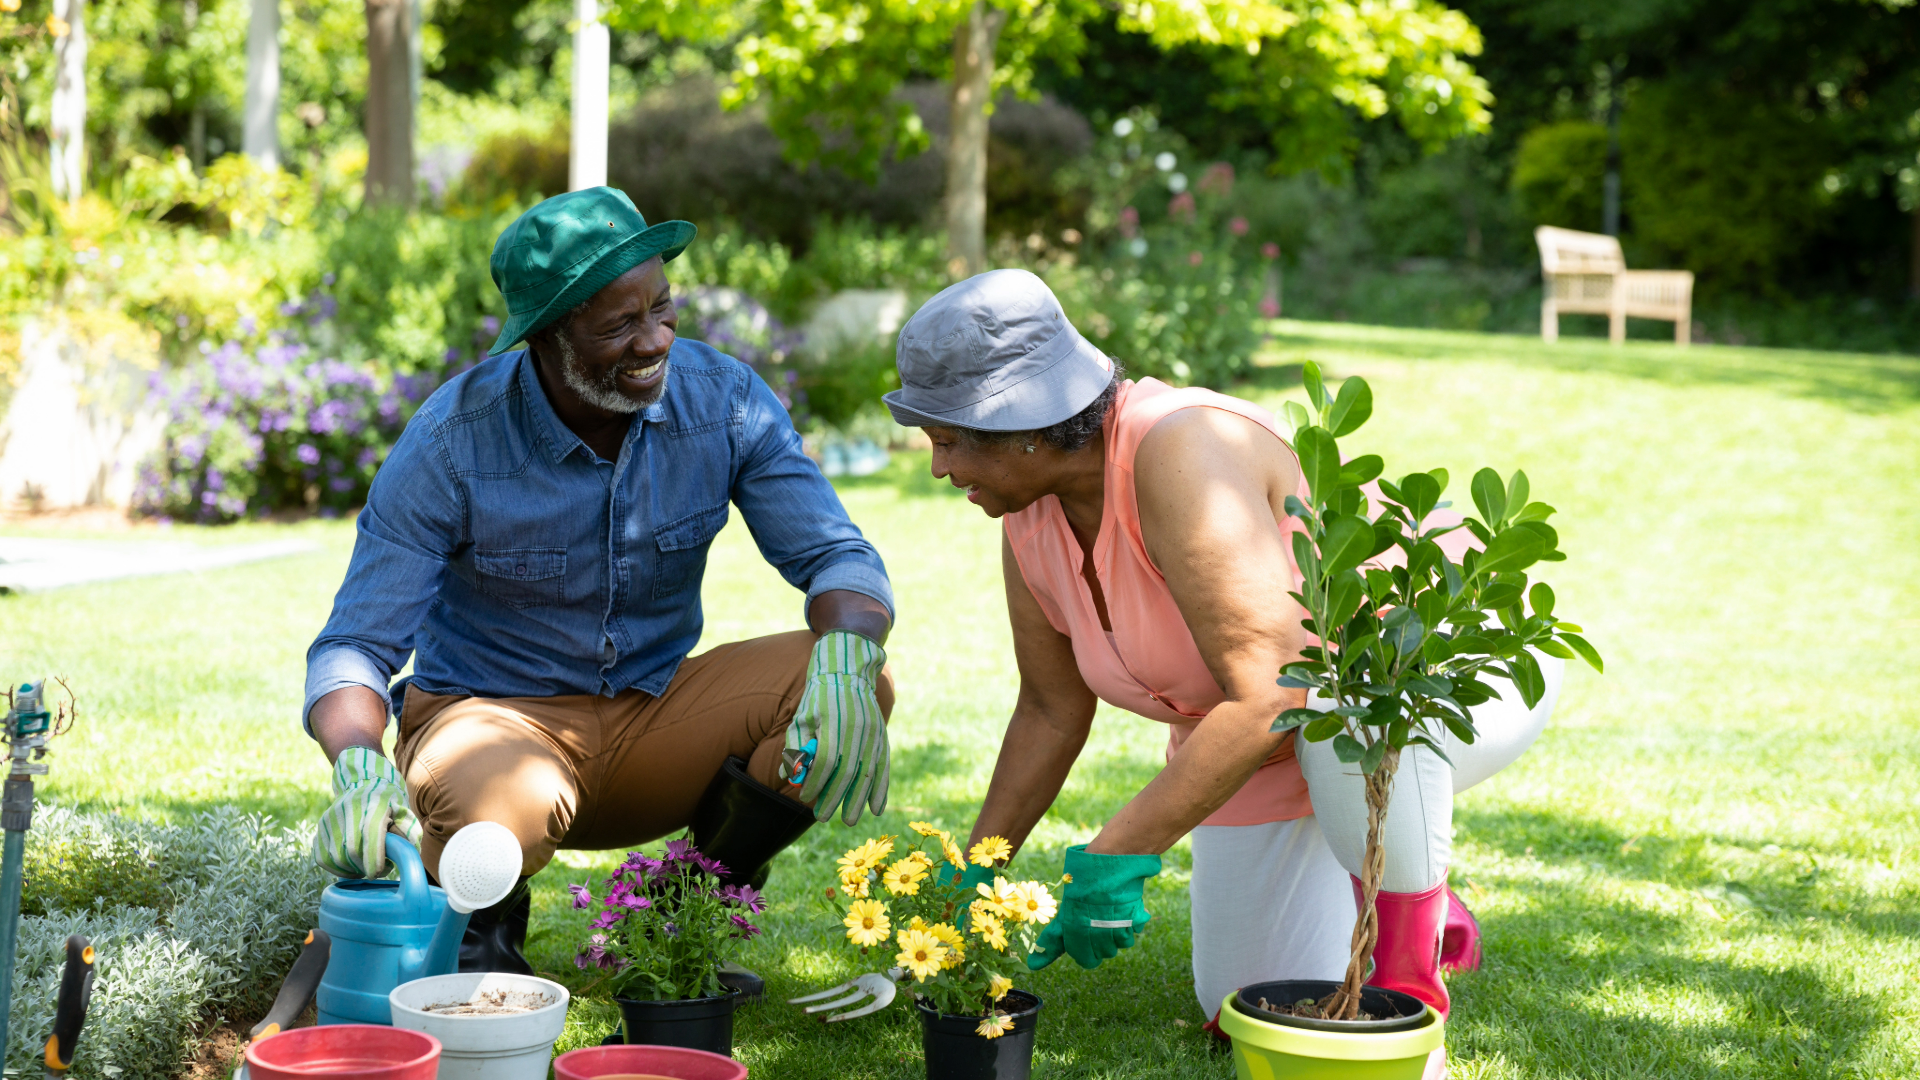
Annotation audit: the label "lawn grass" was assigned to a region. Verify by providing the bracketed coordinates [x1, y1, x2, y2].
[2, 321, 1916, 1077]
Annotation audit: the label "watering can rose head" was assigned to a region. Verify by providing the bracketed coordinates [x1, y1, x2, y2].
[570, 835, 764, 1000]
[829, 823, 1060, 1025]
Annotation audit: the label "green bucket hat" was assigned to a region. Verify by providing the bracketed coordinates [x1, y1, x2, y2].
[488, 186, 696, 355]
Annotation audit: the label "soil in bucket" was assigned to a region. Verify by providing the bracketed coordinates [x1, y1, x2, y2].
[244, 1025, 441, 1080]
[916, 990, 1043, 1080]
[1232, 979, 1429, 1033]
[613, 988, 742, 1057]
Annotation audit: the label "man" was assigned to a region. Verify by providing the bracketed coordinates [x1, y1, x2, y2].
[302, 187, 895, 986]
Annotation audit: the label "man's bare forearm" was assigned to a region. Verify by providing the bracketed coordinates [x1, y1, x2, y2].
[968, 705, 1091, 858]
[808, 589, 893, 646]
[310, 685, 390, 763]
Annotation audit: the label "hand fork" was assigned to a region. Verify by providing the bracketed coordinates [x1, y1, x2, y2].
[788, 967, 903, 1021]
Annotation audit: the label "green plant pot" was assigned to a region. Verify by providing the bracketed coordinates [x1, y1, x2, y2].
[1216, 987, 1444, 1080]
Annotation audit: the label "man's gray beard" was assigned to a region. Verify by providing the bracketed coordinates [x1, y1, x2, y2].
[555, 332, 668, 414]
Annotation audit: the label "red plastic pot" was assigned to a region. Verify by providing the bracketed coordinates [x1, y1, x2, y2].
[553, 1044, 747, 1080]
[244, 1024, 441, 1080]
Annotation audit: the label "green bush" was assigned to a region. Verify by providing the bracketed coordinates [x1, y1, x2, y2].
[6, 806, 326, 1079]
[1511, 121, 1608, 233]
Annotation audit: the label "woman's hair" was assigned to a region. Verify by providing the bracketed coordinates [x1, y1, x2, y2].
[951, 361, 1125, 454]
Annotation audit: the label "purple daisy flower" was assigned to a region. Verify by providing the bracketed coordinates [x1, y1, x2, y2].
[568, 883, 594, 910]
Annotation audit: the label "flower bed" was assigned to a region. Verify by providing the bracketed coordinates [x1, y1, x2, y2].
[4, 806, 326, 1079]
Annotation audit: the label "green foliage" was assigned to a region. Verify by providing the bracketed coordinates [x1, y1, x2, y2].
[319, 204, 519, 372]
[6, 807, 326, 1079]
[1510, 121, 1607, 233]
[615, 0, 1490, 181]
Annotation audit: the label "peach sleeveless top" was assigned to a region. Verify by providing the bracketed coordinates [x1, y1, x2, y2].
[1003, 377, 1313, 826]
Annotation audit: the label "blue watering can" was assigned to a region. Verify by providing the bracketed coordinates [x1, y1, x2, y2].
[314, 835, 465, 1026]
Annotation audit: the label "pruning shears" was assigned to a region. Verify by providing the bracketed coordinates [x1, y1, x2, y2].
[44, 935, 92, 1080]
[233, 929, 331, 1080]
[782, 736, 819, 785]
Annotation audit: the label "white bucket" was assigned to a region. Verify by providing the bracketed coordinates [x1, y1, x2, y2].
[390, 972, 571, 1080]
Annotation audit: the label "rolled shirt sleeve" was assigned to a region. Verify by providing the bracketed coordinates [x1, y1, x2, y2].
[730, 372, 895, 622]
[301, 413, 465, 734]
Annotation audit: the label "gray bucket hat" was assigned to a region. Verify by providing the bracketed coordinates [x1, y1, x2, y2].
[883, 269, 1114, 431]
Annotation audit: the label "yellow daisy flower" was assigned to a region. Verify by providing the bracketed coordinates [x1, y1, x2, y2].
[976, 1013, 1015, 1039]
[836, 838, 892, 879]
[1010, 881, 1058, 925]
[924, 920, 967, 967]
[989, 973, 1014, 1001]
[969, 835, 1013, 867]
[839, 873, 871, 898]
[844, 898, 891, 947]
[883, 858, 929, 896]
[895, 927, 949, 981]
[942, 838, 967, 868]
[908, 821, 947, 837]
[976, 877, 1018, 919]
[973, 910, 1008, 951]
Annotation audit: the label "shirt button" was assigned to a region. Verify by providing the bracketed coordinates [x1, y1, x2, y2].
[515, 564, 527, 576]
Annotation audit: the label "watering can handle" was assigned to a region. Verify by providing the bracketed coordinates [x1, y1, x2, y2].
[386, 835, 431, 909]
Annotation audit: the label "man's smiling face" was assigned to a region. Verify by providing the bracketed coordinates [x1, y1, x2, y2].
[540, 256, 677, 415]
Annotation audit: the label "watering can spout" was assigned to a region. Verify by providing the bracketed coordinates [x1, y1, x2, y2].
[419, 904, 471, 981]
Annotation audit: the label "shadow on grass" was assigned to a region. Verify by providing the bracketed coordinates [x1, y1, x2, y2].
[1455, 872, 1889, 1078]
[1249, 321, 1920, 414]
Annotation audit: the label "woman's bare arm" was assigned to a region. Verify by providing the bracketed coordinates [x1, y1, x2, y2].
[1085, 407, 1307, 855]
[966, 533, 1101, 858]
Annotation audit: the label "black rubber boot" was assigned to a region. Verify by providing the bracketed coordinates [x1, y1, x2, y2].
[458, 877, 535, 976]
[692, 756, 817, 1001]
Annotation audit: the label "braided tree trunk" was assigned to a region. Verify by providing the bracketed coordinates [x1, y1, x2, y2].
[1321, 745, 1399, 1021]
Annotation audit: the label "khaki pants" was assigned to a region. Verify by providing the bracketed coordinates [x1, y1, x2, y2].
[394, 630, 895, 878]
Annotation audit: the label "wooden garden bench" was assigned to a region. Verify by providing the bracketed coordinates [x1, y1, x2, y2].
[1535, 226, 1694, 346]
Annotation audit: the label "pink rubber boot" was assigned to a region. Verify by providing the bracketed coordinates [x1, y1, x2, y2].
[1352, 876, 1450, 1080]
[1440, 884, 1483, 972]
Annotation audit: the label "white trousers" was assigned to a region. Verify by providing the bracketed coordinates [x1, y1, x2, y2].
[1188, 655, 1563, 1013]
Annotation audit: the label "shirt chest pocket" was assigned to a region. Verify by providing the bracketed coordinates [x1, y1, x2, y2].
[474, 547, 567, 609]
[651, 504, 729, 600]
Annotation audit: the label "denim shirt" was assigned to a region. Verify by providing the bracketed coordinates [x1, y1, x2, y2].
[301, 341, 893, 732]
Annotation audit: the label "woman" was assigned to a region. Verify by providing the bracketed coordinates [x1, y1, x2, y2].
[882, 269, 1562, 1037]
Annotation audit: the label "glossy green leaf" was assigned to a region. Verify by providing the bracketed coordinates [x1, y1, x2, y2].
[1422, 633, 1452, 664]
[1322, 517, 1376, 576]
[1360, 738, 1387, 774]
[1303, 362, 1326, 411]
[1506, 470, 1529, 515]
[1536, 639, 1576, 659]
[1529, 582, 1556, 618]
[1414, 588, 1448, 632]
[1410, 737, 1455, 767]
[1516, 520, 1560, 551]
[1271, 707, 1320, 732]
[1383, 605, 1425, 655]
[1560, 632, 1604, 673]
[1283, 401, 1311, 438]
[1427, 468, 1449, 496]
[1295, 427, 1342, 503]
[1327, 570, 1366, 628]
[1328, 377, 1374, 436]
[1478, 582, 1523, 608]
[1508, 650, 1546, 708]
[1291, 532, 1320, 582]
[1303, 715, 1346, 742]
[1284, 494, 1313, 522]
[1396, 472, 1441, 521]
[1339, 454, 1384, 486]
[1471, 468, 1507, 526]
[1475, 527, 1546, 577]
[1512, 501, 1556, 525]
[1333, 734, 1366, 763]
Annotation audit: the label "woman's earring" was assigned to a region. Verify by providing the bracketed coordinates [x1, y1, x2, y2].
[1024, 444, 1036, 453]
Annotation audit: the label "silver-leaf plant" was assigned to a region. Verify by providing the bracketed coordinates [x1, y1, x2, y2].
[1274, 361, 1603, 1022]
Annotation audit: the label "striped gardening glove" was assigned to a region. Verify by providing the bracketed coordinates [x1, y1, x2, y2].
[783, 630, 889, 825]
[312, 746, 421, 879]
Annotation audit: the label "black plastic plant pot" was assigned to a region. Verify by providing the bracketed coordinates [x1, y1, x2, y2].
[916, 990, 1043, 1080]
[1232, 979, 1430, 1033]
[613, 987, 742, 1057]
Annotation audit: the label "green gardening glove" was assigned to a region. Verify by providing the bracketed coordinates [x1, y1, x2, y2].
[312, 746, 421, 879]
[1027, 845, 1160, 971]
[783, 630, 889, 825]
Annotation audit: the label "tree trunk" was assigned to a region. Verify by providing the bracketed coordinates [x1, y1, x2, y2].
[568, 0, 609, 190]
[945, 1, 1004, 278]
[1323, 747, 1398, 1021]
[244, 0, 280, 168]
[48, 0, 85, 202]
[364, 0, 414, 206]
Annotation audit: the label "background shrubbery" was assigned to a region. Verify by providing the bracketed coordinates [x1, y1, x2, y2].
[7, 807, 325, 1080]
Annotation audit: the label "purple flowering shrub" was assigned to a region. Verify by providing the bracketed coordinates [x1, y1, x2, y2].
[135, 333, 436, 522]
[570, 836, 765, 1002]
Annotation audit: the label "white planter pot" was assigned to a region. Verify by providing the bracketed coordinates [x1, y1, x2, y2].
[390, 972, 570, 1080]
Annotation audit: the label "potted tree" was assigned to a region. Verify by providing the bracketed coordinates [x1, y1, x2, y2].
[570, 837, 765, 1056]
[828, 823, 1062, 1080]
[1216, 362, 1603, 1077]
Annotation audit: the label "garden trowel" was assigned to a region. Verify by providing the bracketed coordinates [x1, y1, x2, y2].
[44, 934, 92, 1080]
[232, 928, 331, 1080]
